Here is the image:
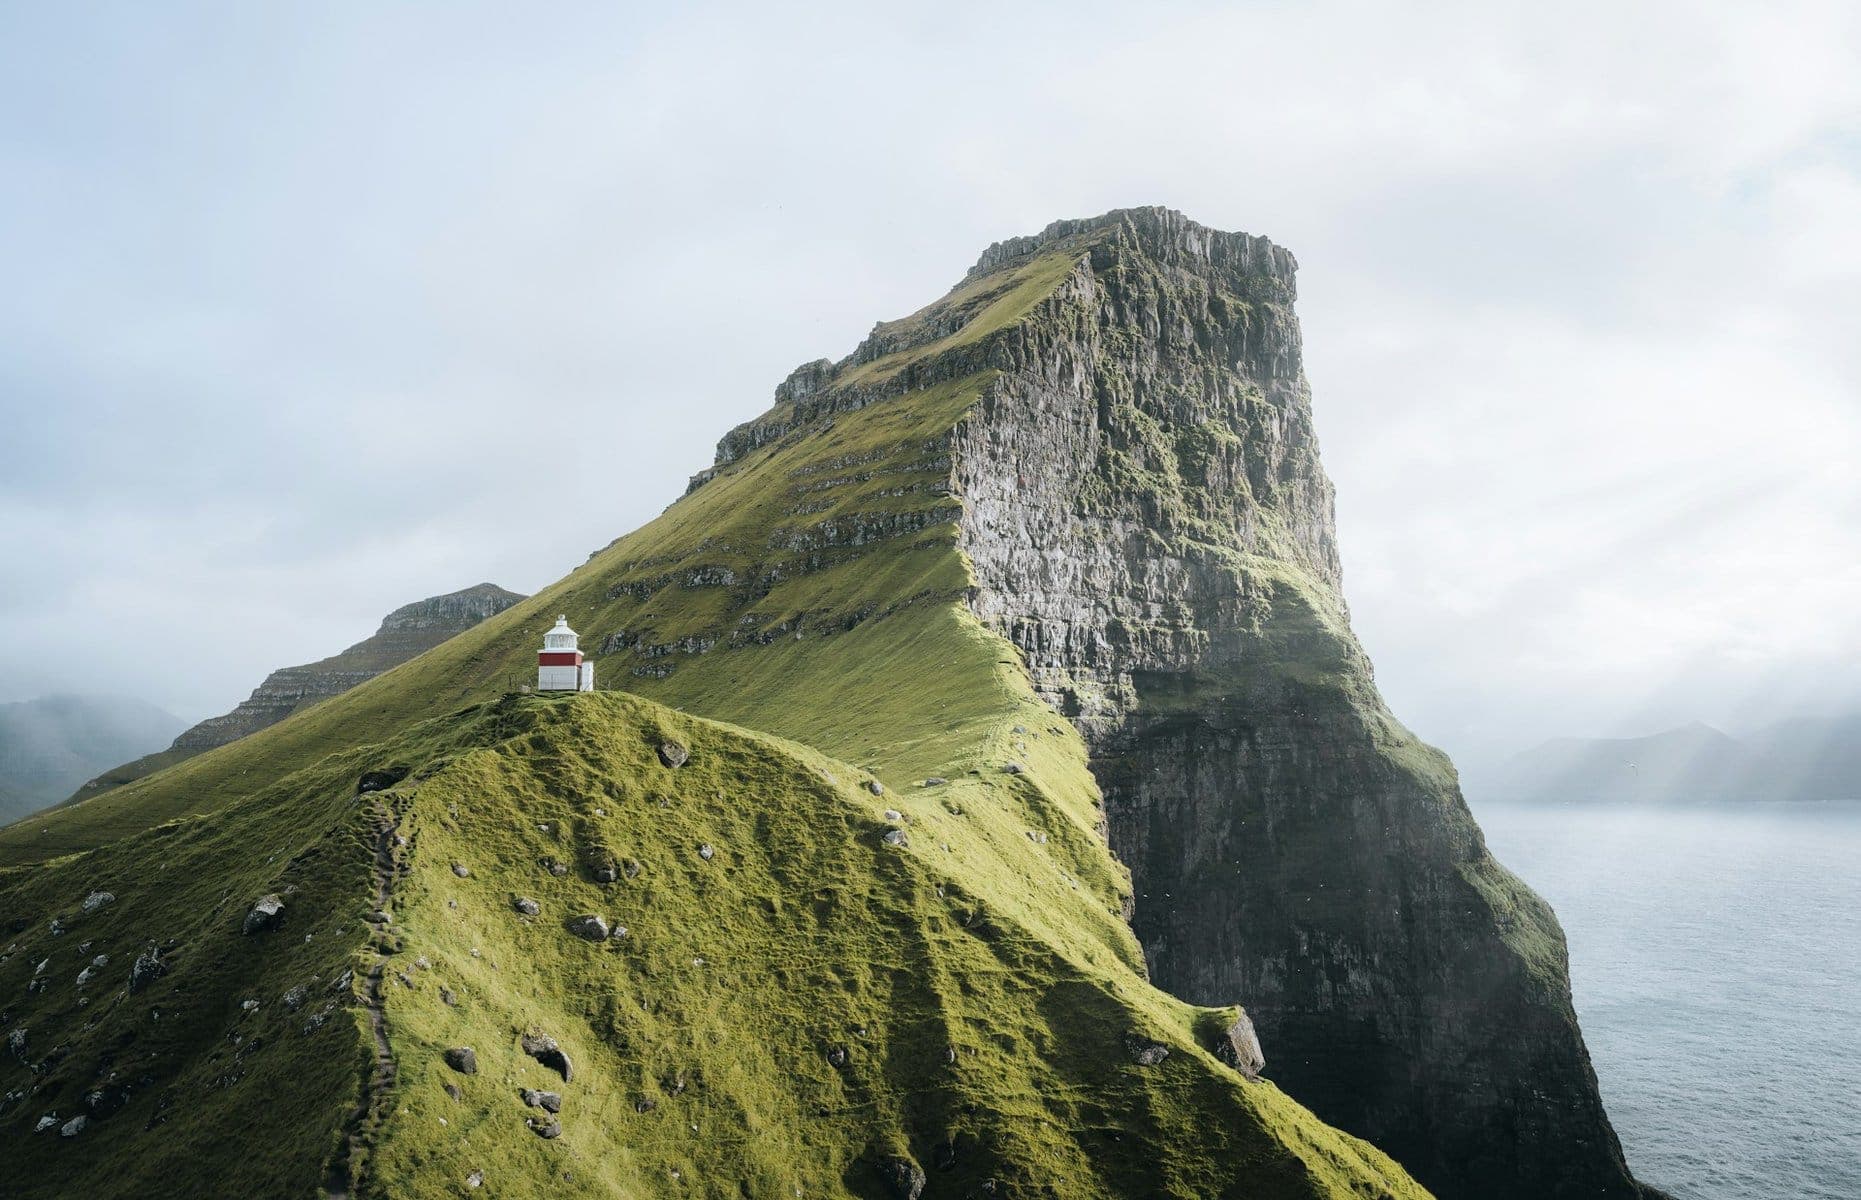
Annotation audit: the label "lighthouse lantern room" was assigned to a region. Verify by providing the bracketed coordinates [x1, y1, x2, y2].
[537, 615, 594, 692]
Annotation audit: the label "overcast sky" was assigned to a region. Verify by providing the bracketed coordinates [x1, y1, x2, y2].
[2, 1, 1856, 781]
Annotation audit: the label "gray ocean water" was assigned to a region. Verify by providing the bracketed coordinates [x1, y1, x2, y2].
[1476, 803, 1861, 1200]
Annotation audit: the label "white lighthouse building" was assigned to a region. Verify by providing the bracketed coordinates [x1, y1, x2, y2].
[537, 615, 594, 692]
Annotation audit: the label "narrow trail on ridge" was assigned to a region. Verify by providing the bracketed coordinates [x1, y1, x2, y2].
[323, 794, 406, 1199]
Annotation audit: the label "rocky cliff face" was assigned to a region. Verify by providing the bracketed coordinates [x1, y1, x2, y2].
[941, 209, 1646, 1199]
[686, 208, 1645, 1199]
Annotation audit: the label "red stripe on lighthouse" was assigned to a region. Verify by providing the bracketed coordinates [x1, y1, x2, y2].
[538, 651, 582, 666]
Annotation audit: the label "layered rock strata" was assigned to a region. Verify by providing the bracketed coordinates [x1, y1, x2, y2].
[699, 207, 1651, 1200]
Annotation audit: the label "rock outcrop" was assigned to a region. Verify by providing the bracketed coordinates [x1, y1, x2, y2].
[72, 583, 523, 798]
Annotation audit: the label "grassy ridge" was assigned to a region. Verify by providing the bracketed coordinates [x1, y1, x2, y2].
[2, 692, 1428, 1198]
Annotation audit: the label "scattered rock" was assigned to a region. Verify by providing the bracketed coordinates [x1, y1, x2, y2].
[35, 1113, 58, 1133]
[444, 1082, 463, 1101]
[634, 1097, 657, 1113]
[566, 915, 609, 942]
[922, 778, 948, 787]
[827, 1045, 848, 1067]
[697, 844, 715, 861]
[1126, 1035, 1170, 1067]
[609, 925, 629, 940]
[622, 858, 642, 879]
[521, 1032, 574, 1082]
[60, 1114, 89, 1137]
[864, 780, 885, 796]
[81, 891, 115, 913]
[527, 1115, 561, 1139]
[243, 894, 285, 935]
[883, 809, 903, 821]
[1210, 1012, 1266, 1078]
[1002, 762, 1024, 775]
[128, 946, 166, 992]
[7, 1028, 26, 1062]
[443, 1047, 478, 1075]
[282, 984, 307, 1010]
[657, 740, 690, 768]
[84, 1085, 128, 1118]
[302, 1003, 336, 1035]
[1025, 830, 1048, 844]
[882, 829, 909, 848]
[330, 968, 354, 994]
[465, 1169, 484, 1189]
[878, 1155, 926, 1200]
[540, 856, 569, 877]
[451, 863, 472, 879]
[439, 986, 457, 1007]
[522, 1089, 563, 1113]
[514, 897, 541, 916]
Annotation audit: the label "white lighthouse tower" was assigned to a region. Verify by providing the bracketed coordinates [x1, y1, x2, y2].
[537, 615, 594, 692]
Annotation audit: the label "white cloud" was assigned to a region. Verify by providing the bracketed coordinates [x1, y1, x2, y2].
[0, 1, 1855, 774]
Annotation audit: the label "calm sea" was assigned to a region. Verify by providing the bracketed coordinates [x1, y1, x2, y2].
[1476, 803, 1861, 1200]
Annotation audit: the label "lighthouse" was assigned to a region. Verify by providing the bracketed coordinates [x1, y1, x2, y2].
[537, 615, 594, 692]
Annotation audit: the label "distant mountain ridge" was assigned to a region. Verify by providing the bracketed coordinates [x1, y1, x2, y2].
[0, 695, 183, 824]
[65, 582, 523, 803]
[1491, 714, 1861, 805]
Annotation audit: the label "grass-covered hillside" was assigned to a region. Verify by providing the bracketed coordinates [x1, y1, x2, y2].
[0, 227, 1429, 1195]
[1, 691, 1427, 1199]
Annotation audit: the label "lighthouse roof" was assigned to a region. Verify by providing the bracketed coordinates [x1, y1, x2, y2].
[542, 614, 581, 652]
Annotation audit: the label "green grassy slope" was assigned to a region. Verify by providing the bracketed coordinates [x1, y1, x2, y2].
[1, 236, 1428, 1195]
[2, 692, 1426, 1199]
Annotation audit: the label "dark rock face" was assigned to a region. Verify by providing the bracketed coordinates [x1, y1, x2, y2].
[565, 915, 609, 942]
[877, 1155, 926, 1200]
[357, 766, 409, 794]
[127, 946, 165, 992]
[931, 209, 1640, 1200]
[520, 1033, 573, 1082]
[241, 895, 284, 935]
[443, 1047, 477, 1075]
[1125, 1035, 1170, 1067]
[1210, 1012, 1266, 1079]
